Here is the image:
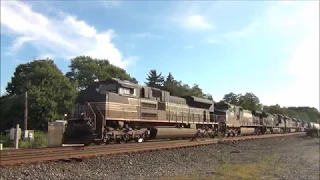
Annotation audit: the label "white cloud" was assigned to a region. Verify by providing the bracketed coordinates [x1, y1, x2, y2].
[160, 2, 217, 32]
[261, 1, 319, 110]
[0, 0, 133, 68]
[184, 15, 214, 30]
[4, 36, 35, 55]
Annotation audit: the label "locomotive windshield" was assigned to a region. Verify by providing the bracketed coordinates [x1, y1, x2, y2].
[214, 102, 229, 111]
[97, 83, 118, 94]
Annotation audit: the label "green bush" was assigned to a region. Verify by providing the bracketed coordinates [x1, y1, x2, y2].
[0, 131, 47, 149]
[19, 131, 48, 148]
[0, 134, 13, 148]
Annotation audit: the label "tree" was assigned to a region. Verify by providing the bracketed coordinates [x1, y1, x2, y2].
[145, 69, 165, 88]
[166, 72, 175, 84]
[163, 72, 178, 95]
[257, 104, 319, 122]
[5, 59, 78, 130]
[265, 104, 283, 114]
[238, 93, 262, 111]
[0, 94, 24, 132]
[203, 93, 213, 100]
[130, 77, 138, 84]
[189, 84, 204, 97]
[287, 106, 319, 121]
[66, 56, 136, 90]
[222, 92, 240, 105]
[222, 92, 262, 111]
[296, 112, 310, 121]
[146, 71, 212, 99]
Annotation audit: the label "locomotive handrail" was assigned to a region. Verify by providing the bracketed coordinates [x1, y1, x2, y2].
[87, 102, 97, 129]
[92, 102, 105, 122]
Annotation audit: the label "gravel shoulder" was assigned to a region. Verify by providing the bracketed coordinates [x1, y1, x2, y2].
[1, 134, 319, 180]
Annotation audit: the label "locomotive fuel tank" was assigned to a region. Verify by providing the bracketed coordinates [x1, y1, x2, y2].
[240, 128, 255, 135]
[272, 128, 281, 133]
[149, 127, 198, 139]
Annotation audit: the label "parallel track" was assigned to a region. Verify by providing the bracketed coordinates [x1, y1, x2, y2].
[0, 132, 303, 166]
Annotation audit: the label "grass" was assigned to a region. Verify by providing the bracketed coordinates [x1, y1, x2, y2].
[0, 131, 47, 149]
[212, 154, 278, 180]
[212, 163, 268, 180]
[160, 154, 277, 180]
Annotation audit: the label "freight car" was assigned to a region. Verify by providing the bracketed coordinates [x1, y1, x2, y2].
[62, 78, 312, 145]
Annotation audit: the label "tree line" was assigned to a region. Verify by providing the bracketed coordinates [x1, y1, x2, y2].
[1, 56, 319, 132]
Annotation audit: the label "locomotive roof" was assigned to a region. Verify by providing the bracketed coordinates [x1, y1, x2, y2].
[252, 110, 263, 115]
[110, 78, 170, 93]
[215, 109, 227, 113]
[262, 112, 271, 116]
[110, 78, 142, 88]
[215, 101, 240, 107]
[270, 113, 283, 117]
[169, 96, 187, 105]
[189, 96, 214, 104]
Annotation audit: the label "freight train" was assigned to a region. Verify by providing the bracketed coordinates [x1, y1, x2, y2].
[62, 78, 318, 145]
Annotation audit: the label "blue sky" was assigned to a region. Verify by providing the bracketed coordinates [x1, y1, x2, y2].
[1, 1, 319, 110]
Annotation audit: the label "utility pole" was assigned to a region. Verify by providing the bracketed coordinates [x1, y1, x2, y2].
[14, 124, 20, 149]
[24, 91, 28, 138]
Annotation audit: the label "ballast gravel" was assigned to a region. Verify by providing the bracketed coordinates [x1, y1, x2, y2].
[1, 135, 319, 180]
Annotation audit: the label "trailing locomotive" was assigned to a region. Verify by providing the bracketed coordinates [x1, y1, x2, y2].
[62, 78, 310, 145]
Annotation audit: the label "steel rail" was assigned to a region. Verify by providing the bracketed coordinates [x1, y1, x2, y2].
[0, 132, 304, 166]
[0, 139, 196, 157]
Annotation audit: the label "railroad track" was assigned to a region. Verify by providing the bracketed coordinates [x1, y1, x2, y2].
[0, 132, 303, 166]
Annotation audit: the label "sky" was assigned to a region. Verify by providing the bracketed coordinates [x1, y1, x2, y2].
[1, 0, 319, 110]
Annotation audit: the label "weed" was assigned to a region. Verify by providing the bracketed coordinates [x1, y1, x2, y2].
[0, 134, 13, 147]
[0, 131, 47, 149]
[19, 131, 47, 148]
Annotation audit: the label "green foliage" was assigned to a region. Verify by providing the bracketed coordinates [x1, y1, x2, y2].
[4, 59, 78, 130]
[0, 134, 13, 147]
[66, 56, 137, 90]
[19, 131, 47, 148]
[222, 92, 262, 110]
[0, 94, 24, 132]
[145, 69, 165, 88]
[145, 71, 213, 100]
[0, 131, 47, 149]
[222, 92, 240, 105]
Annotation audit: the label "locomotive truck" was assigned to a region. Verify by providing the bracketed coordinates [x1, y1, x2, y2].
[62, 78, 309, 145]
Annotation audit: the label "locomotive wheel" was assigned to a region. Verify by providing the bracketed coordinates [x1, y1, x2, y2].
[103, 134, 111, 144]
[119, 140, 127, 144]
